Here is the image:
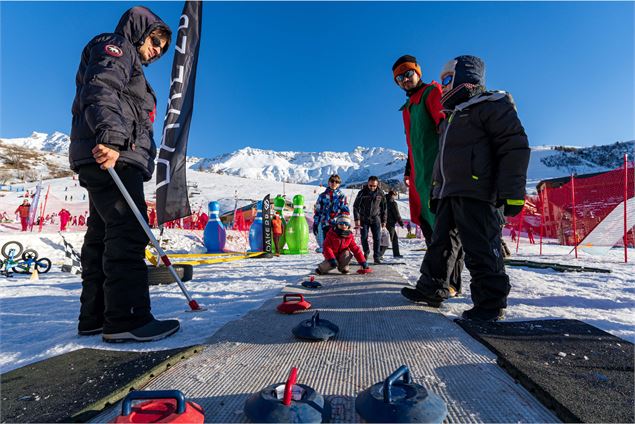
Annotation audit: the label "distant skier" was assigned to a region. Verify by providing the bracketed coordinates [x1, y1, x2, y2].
[316, 214, 371, 275]
[527, 226, 535, 244]
[198, 211, 208, 230]
[69, 6, 179, 342]
[510, 228, 517, 242]
[401, 55, 530, 322]
[58, 208, 71, 232]
[15, 199, 31, 231]
[313, 174, 350, 249]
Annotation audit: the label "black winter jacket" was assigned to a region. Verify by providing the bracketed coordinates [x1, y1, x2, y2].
[69, 7, 171, 181]
[431, 91, 530, 204]
[386, 195, 403, 227]
[353, 187, 387, 224]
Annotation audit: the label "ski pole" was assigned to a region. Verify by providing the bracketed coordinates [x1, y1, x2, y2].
[107, 167, 204, 312]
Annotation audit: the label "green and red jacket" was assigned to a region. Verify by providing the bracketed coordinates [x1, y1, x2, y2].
[401, 82, 444, 228]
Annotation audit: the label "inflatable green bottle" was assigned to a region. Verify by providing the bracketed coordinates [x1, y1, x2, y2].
[273, 195, 287, 254]
[284, 195, 309, 254]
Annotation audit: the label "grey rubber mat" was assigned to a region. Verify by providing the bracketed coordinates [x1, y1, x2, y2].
[92, 267, 558, 423]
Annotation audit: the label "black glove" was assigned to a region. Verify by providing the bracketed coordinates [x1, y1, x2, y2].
[328, 258, 337, 267]
[312, 222, 318, 235]
[399, 221, 404, 227]
[497, 199, 524, 217]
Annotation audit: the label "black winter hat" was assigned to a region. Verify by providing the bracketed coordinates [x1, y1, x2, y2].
[453, 55, 486, 87]
[392, 54, 418, 71]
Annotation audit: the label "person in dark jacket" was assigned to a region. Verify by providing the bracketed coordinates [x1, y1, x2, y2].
[353, 176, 387, 264]
[383, 190, 404, 258]
[401, 55, 530, 322]
[70, 6, 179, 342]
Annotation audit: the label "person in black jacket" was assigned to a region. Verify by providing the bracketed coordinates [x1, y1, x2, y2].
[353, 176, 387, 264]
[383, 190, 404, 258]
[401, 55, 530, 322]
[70, 6, 180, 342]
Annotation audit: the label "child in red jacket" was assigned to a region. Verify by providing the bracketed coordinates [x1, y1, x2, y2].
[316, 214, 372, 275]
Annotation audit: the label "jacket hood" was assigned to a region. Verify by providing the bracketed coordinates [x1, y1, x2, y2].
[115, 6, 172, 64]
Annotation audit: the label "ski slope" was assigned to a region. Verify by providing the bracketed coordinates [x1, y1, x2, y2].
[0, 227, 633, 373]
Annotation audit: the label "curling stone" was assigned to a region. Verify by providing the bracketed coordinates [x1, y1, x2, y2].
[244, 367, 324, 423]
[292, 311, 339, 341]
[111, 390, 204, 423]
[355, 365, 447, 423]
[277, 293, 312, 314]
[301, 275, 322, 289]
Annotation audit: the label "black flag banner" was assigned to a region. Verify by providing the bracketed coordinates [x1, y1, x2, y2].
[262, 194, 273, 256]
[156, 1, 203, 225]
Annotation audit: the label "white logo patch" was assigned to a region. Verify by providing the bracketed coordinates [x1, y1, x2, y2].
[104, 44, 123, 57]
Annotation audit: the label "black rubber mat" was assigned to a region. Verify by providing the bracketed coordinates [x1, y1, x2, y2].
[0, 346, 201, 423]
[504, 258, 610, 273]
[456, 318, 634, 423]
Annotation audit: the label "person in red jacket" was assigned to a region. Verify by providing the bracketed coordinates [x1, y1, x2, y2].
[15, 199, 31, 231]
[59, 208, 71, 232]
[316, 214, 371, 275]
[198, 211, 208, 230]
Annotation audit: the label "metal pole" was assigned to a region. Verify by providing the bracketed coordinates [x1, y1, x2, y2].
[515, 198, 524, 254]
[624, 154, 628, 263]
[539, 187, 544, 256]
[38, 185, 50, 233]
[571, 173, 578, 259]
[107, 167, 203, 311]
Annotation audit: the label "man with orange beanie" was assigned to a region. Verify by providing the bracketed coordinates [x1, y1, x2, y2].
[393, 54, 464, 296]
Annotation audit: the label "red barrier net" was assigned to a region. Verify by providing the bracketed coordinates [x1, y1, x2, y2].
[507, 161, 635, 248]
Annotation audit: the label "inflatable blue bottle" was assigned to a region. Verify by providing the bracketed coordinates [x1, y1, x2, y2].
[203, 201, 226, 253]
[249, 201, 264, 252]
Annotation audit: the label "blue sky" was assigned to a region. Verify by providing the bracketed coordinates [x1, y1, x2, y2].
[1, 1, 633, 158]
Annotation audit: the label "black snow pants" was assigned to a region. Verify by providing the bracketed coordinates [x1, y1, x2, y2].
[419, 211, 464, 292]
[417, 197, 510, 310]
[78, 163, 153, 334]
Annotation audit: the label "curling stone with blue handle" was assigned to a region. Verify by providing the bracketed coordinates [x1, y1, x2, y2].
[355, 365, 447, 423]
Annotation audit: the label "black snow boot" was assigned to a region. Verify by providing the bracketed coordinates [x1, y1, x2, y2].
[401, 287, 444, 307]
[102, 318, 180, 343]
[461, 307, 504, 322]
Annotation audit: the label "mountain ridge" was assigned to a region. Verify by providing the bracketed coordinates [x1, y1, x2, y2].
[1, 131, 632, 188]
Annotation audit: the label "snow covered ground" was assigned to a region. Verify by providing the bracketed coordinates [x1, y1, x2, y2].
[1, 226, 633, 374]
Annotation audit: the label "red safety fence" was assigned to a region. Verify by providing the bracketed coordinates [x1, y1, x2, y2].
[506, 155, 635, 261]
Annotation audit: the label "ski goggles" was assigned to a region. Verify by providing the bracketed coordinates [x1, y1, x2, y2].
[441, 73, 454, 87]
[395, 69, 416, 83]
[336, 220, 351, 227]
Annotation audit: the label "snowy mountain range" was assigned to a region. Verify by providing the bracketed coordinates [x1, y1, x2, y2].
[0, 131, 633, 189]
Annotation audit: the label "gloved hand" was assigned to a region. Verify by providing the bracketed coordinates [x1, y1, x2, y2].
[328, 258, 337, 268]
[399, 221, 404, 227]
[312, 222, 318, 235]
[357, 262, 372, 274]
[497, 199, 525, 217]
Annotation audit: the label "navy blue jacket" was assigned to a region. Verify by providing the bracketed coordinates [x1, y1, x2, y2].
[69, 7, 171, 180]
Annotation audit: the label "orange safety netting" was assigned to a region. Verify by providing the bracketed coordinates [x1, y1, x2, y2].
[507, 162, 635, 247]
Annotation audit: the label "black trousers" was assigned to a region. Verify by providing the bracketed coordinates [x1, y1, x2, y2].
[417, 197, 510, 310]
[78, 164, 153, 333]
[419, 213, 464, 292]
[385, 225, 401, 257]
[360, 219, 382, 260]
